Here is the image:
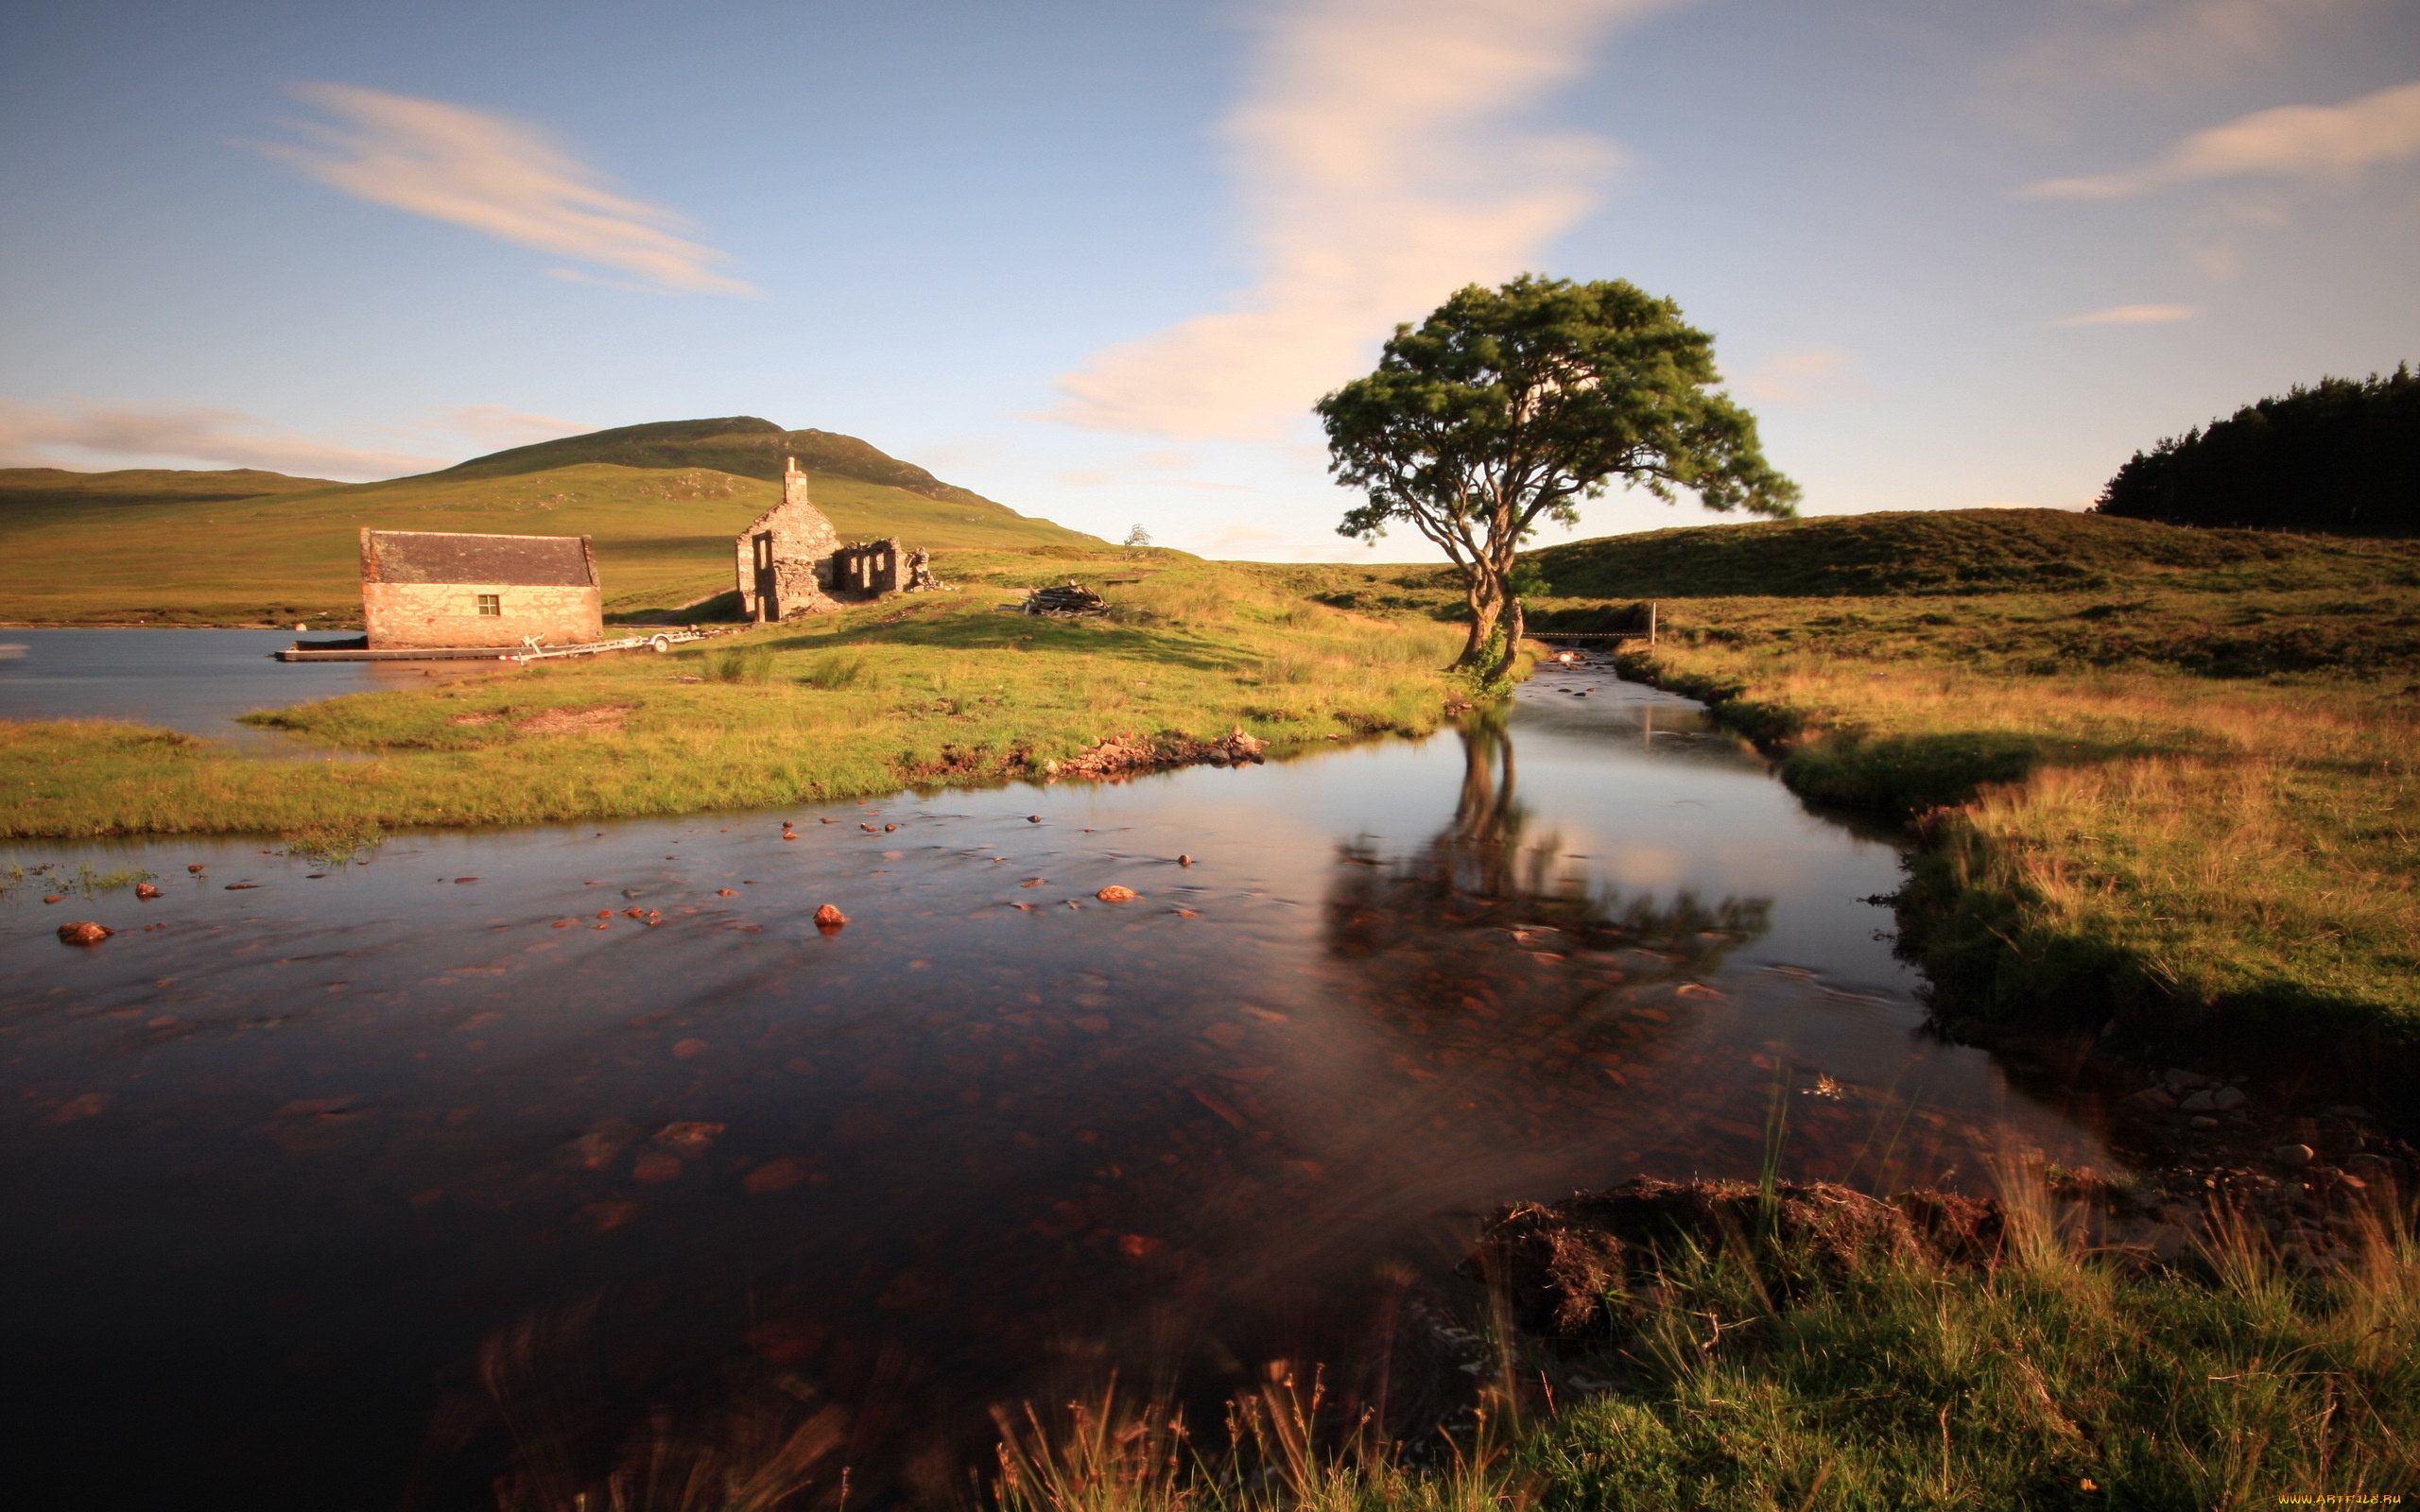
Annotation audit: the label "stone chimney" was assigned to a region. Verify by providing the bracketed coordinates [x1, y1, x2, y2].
[783, 455, 811, 508]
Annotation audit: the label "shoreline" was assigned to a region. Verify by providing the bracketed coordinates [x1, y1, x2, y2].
[0, 571, 1480, 840]
[1612, 629, 2418, 1147]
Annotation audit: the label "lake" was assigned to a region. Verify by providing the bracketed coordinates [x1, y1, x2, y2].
[0, 627, 493, 751]
[0, 634, 2115, 1510]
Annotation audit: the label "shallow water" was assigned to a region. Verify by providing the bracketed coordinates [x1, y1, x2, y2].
[0, 627, 485, 750]
[0, 648, 2116, 1509]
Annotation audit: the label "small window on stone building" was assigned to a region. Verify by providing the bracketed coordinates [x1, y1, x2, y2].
[475, 593, 502, 617]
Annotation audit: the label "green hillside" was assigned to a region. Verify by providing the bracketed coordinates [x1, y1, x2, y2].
[1524, 507, 2420, 599]
[0, 424, 1103, 625]
[0, 466, 341, 509]
[430, 415, 1002, 509]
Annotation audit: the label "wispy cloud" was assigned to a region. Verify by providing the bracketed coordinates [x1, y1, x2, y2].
[263, 83, 757, 295]
[1994, 0, 2376, 108]
[425, 405, 592, 448]
[2050, 302, 2202, 326]
[1049, 0, 1677, 441]
[0, 400, 446, 480]
[2021, 77, 2420, 198]
[1725, 348, 1858, 407]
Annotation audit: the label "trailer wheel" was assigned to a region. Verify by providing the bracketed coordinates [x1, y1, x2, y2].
[649, 634, 672, 654]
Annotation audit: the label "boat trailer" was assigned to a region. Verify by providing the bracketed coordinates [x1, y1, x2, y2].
[274, 627, 747, 663]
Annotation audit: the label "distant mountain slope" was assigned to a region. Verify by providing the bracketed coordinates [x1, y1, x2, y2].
[0, 466, 340, 510]
[1525, 507, 2420, 599]
[430, 416, 1004, 512]
[0, 425, 1103, 625]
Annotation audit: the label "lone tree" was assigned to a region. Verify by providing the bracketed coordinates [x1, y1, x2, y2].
[1318, 275, 1798, 682]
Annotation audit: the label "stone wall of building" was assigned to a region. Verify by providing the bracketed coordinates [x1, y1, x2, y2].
[735, 457, 843, 620]
[363, 582, 603, 649]
[830, 539, 904, 597]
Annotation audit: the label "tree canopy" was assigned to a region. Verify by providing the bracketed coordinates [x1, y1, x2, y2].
[2094, 366, 2417, 537]
[1318, 275, 1797, 680]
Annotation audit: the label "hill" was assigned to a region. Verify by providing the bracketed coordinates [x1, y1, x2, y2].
[0, 423, 1103, 625]
[1521, 507, 2420, 600]
[430, 416, 1002, 510]
[0, 466, 341, 509]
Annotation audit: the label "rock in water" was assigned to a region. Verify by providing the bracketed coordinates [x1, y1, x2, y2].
[57, 921, 112, 945]
[1096, 885, 1138, 902]
[814, 903, 849, 931]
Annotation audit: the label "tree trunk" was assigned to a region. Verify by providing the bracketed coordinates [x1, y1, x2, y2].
[1456, 570, 1504, 670]
[1481, 594, 1526, 685]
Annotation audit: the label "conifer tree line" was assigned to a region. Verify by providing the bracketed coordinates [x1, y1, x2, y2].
[2094, 365, 2416, 537]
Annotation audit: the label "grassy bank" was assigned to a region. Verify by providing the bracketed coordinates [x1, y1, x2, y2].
[1492, 508, 2420, 1080]
[0, 557, 1472, 837]
[792, 1177, 2416, 1511]
[1599, 588, 2420, 1071]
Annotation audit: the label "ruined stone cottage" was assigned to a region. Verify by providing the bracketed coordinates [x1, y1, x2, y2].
[359, 529, 603, 650]
[734, 456, 940, 621]
[735, 456, 842, 621]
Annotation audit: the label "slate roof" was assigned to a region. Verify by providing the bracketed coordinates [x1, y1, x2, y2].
[360, 530, 596, 586]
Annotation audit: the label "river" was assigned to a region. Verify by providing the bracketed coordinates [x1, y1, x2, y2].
[0, 632, 2116, 1510]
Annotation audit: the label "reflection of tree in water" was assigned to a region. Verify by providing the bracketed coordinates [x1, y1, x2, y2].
[1322, 717, 1772, 1127]
[433, 724, 1783, 1505]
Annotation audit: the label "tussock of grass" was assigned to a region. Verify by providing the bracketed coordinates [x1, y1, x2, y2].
[279, 816, 383, 867]
[802, 650, 872, 690]
[0, 560, 1469, 837]
[994, 1371, 1524, 1512]
[703, 643, 777, 685]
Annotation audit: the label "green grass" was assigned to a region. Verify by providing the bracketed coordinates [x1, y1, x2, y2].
[0, 857, 156, 899]
[0, 558, 1472, 837]
[1516, 1202, 2420, 1506]
[1522, 507, 2420, 599]
[277, 816, 384, 867]
[972, 1179, 2420, 1510]
[1599, 588, 2420, 1061]
[0, 457, 1104, 626]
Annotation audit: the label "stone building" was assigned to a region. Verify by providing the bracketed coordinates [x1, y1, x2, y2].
[734, 456, 946, 618]
[735, 456, 841, 621]
[829, 538, 905, 596]
[359, 529, 603, 649]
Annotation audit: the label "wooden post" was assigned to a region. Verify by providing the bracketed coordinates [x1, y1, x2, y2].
[1648, 601, 1658, 646]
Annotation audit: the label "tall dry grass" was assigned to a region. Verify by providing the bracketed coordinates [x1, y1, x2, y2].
[983, 1172, 2418, 1511]
[1633, 604, 2420, 1035]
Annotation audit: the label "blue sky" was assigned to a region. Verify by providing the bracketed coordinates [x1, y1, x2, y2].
[2, 0, 2414, 559]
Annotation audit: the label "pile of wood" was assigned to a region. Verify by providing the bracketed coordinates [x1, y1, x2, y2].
[1023, 582, 1110, 617]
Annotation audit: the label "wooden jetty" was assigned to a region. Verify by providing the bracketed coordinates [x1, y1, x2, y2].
[275, 627, 741, 663]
